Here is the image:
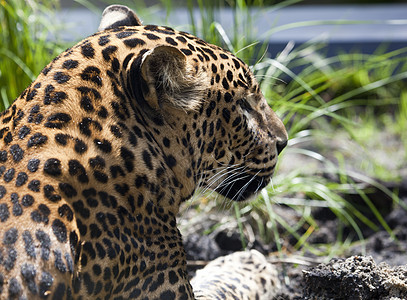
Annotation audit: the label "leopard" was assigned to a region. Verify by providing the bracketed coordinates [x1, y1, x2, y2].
[0, 4, 287, 299]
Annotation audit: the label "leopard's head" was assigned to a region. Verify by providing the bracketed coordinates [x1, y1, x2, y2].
[101, 5, 288, 202]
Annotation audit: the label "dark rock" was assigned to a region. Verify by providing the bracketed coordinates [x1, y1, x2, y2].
[184, 233, 224, 261]
[303, 256, 407, 300]
[215, 231, 245, 251]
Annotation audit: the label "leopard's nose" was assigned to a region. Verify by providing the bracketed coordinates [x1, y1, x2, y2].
[276, 140, 287, 155]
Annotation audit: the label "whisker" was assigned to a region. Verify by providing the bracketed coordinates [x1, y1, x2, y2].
[200, 165, 247, 191]
[230, 170, 261, 202]
[217, 172, 252, 199]
[253, 176, 264, 194]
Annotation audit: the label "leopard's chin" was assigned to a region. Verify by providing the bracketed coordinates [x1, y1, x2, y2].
[215, 174, 271, 202]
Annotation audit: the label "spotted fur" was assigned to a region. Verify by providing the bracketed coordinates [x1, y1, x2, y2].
[0, 5, 287, 299]
[191, 250, 281, 299]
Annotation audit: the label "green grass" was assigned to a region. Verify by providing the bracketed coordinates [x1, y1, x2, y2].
[1, 0, 406, 258]
[250, 48, 405, 254]
[0, 0, 67, 110]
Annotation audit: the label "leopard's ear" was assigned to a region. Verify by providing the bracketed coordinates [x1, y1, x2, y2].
[140, 45, 208, 111]
[98, 5, 142, 31]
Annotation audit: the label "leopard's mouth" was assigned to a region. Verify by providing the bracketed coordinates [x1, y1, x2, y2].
[215, 173, 270, 202]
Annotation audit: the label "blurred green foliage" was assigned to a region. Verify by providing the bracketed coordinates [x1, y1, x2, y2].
[0, 0, 66, 109]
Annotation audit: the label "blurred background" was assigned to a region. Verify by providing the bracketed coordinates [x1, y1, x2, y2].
[1, 1, 407, 292]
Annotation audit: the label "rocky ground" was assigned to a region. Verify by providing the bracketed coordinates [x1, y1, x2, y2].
[183, 189, 407, 299]
[272, 193, 407, 299]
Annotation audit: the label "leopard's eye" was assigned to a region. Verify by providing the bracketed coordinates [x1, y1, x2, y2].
[239, 98, 252, 112]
